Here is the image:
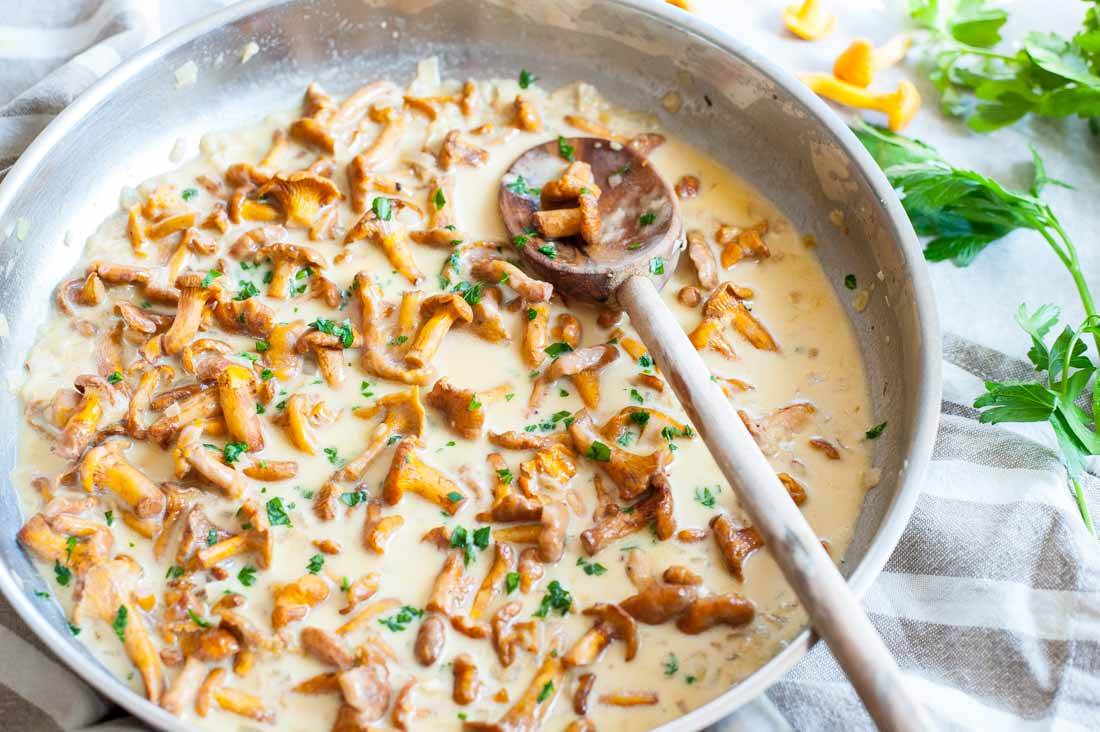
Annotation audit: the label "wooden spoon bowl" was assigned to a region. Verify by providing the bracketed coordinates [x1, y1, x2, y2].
[499, 136, 684, 305]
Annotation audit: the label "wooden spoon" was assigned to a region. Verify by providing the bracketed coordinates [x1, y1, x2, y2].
[500, 137, 931, 732]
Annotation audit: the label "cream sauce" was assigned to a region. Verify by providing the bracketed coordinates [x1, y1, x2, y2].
[12, 65, 876, 731]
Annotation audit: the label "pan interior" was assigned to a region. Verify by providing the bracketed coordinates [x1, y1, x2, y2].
[0, 1, 935, 729]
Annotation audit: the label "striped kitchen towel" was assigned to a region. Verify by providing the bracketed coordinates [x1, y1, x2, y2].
[1, 3, 1098, 732]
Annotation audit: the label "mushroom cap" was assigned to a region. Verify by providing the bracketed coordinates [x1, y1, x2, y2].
[377, 387, 425, 437]
[887, 80, 921, 132]
[833, 39, 875, 87]
[782, 1, 836, 40]
[257, 171, 343, 228]
[701, 282, 744, 320]
[257, 242, 329, 269]
[583, 602, 638, 660]
[419, 293, 473, 323]
[175, 271, 223, 291]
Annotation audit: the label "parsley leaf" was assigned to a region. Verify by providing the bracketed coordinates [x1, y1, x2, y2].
[372, 196, 393, 221]
[307, 554, 324, 573]
[544, 342, 574, 359]
[235, 280, 260, 300]
[112, 606, 128, 642]
[533, 580, 572, 618]
[53, 560, 72, 587]
[505, 175, 540, 197]
[238, 566, 257, 587]
[518, 69, 539, 89]
[266, 497, 292, 527]
[585, 441, 612, 462]
[378, 605, 424, 632]
[557, 135, 575, 162]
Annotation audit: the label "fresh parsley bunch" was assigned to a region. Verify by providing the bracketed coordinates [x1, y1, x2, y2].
[909, 0, 1100, 132]
[853, 120, 1099, 532]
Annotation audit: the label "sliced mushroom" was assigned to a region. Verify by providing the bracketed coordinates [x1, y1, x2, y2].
[686, 229, 719, 289]
[255, 242, 328, 300]
[344, 208, 422, 284]
[215, 364, 263, 451]
[426, 550, 473, 616]
[297, 324, 363, 387]
[425, 378, 488, 440]
[362, 498, 404, 554]
[283, 393, 335, 456]
[689, 281, 778, 355]
[469, 541, 517, 621]
[147, 388, 220, 447]
[256, 171, 342, 228]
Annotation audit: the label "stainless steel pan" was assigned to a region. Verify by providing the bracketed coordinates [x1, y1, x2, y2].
[0, 1, 941, 729]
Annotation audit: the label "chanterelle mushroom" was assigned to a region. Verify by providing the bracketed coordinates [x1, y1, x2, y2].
[74, 557, 164, 703]
[569, 411, 672, 501]
[404, 293, 473, 368]
[162, 272, 222, 355]
[196, 500, 273, 569]
[216, 364, 264, 451]
[174, 422, 246, 498]
[256, 171, 343, 228]
[382, 437, 466, 514]
[255, 242, 328, 300]
[342, 387, 425, 482]
[79, 441, 165, 518]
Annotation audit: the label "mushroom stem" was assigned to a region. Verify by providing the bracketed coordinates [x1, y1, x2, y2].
[833, 35, 911, 87]
[79, 443, 165, 518]
[799, 73, 920, 132]
[216, 364, 264, 451]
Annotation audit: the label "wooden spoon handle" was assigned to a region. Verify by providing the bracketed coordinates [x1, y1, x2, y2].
[617, 275, 931, 732]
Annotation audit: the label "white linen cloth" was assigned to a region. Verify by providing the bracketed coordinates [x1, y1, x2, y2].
[0, 1, 1097, 730]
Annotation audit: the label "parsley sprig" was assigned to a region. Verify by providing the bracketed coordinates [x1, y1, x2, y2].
[909, 0, 1100, 132]
[855, 120, 1099, 534]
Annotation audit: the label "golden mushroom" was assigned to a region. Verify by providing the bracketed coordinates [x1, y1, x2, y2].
[256, 171, 343, 228]
[404, 293, 473, 368]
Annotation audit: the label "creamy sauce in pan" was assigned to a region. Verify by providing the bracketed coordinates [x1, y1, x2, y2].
[12, 62, 877, 731]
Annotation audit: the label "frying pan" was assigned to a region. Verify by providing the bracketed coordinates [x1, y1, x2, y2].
[0, 1, 941, 729]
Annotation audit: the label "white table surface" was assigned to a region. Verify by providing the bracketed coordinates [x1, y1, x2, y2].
[694, 0, 1099, 358]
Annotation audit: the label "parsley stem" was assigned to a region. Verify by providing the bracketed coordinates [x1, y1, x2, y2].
[1072, 478, 1096, 537]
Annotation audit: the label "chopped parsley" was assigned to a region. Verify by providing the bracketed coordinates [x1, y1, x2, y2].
[379, 605, 424, 632]
[201, 269, 222, 288]
[310, 318, 355, 348]
[576, 557, 607, 576]
[664, 653, 679, 676]
[360, 380, 374, 398]
[307, 554, 325, 573]
[557, 135, 575, 162]
[544, 342, 574, 359]
[513, 234, 530, 248]
[324, 447, 342, 466]
[188, 610, 212, 629]
[537, 681, 554, 703]
[505, 571, 520, 594]
[206, 529, 218, 546]
[585, 441, 612, 462]
[223, 441, 248, 464]
[467, 395, 482, 412]
[639, 211, 657, 226]
[538, 244, 556, 259]
[372, 196, 393, 221]
[518, 69, 539, 89]
[446, 491, 464, 504]
[104, 510, 114, 527]
[866, 422, 887, 440]
[462, 282, 483, 306]
[53, 560, 72, 587]
[629, 388, 645, 404]
[237, 566, 257, 587]
[496, 468, 513, 485]
[112, 606, 128, 642]
[627, 241, 643, 250]
[505, 175, 540, 197]
[638, 354, 653, 368]
[181, 187, 198, 201]
[694, 485, 720, 508]
[629, 410, 650, 426]
[649, 257, 665, 275]
[340, 490, 368, 507]
[265, 497, 292, 527]
[235, 280, 260, 300]
[844, 273, 858, 290]
[534, 580, 572, 618]
[433, 188, 447, 210]
[165, 565, 185, 580]
[526, 307, 538, 321]
[107, 371, 123, 384]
